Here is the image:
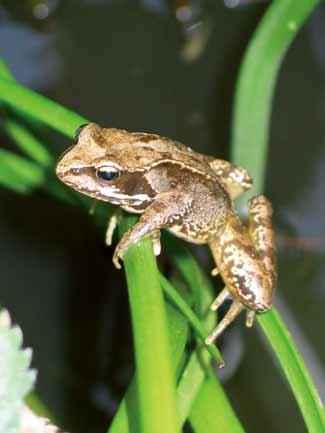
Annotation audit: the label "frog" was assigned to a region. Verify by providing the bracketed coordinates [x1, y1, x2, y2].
[56, 123, 277, 343]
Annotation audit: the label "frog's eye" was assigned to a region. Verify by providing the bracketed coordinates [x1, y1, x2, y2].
[75, 124, 89, 142]
[96, 166, 120, 182]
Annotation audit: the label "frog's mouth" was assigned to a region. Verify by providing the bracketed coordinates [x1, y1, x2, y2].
[58, 171, 152, 205]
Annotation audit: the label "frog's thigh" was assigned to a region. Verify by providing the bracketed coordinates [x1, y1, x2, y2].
[248, 195, 277, 283]
[112, 191, 192, 268]
[209, 159, 252, 199]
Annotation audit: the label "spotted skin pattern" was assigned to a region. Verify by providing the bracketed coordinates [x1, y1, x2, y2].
[56, 123, 277, 346]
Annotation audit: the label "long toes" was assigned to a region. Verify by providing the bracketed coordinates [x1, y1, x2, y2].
[210, 287, 230, 311]
[206, 301, 244, 344]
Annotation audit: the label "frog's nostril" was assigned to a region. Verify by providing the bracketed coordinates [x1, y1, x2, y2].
[71, 167, 83, 175]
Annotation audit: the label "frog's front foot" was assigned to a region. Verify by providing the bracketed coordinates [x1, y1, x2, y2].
[112, 223, 163, 270]
[211, 267, 219, 277]
[151, 230, 161, 256]
[112, 248, 123, 269]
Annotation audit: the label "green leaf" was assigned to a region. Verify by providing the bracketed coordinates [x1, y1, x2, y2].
[258, 309, 324, 433]
[3, 116, 54, 167]
[0, 77, 87, 139]
[231, 0, 324, 431]
[159, 274, 223, 365]
[108, 301, 188, 433]
[231, 0, 322, 208]
[0, 149, 45, 193]
[164, 235, 214, 320]
[0, 309, 36, 433]
[118, 215, 180, 433]
[0, 58, 14, 80]
[109, 272, 242, 433]
[189, 369, 245, 433]
[168, 242, 245, 432]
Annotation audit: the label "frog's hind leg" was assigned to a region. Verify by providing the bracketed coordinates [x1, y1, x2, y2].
[248, 195, 277, 285]
[209, 159, 252, 200]
[206, 195, 276, 344]
[207, 240, 244, 343]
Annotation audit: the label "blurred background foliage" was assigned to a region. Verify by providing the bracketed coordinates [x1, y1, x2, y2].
[0, 1, 324, 433]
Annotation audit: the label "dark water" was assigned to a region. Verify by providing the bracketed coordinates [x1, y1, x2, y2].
[0, 2, 324, 432]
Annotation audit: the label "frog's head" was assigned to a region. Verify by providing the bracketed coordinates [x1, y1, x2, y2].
[56, 123, 156, 209]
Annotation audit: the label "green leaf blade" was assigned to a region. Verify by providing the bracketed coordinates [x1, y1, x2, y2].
[0, 77, 87, 139]
[189, 371, 245, 433]
[119, 216, 180, 433]
[258, 309, 324, 433]
[232, 0, 322, 208]
[0, 149, 45, 193]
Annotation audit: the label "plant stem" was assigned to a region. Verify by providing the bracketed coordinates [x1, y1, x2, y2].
[231, 0, 321, 209]
[0, 77, 86, 138]
[258, 309, 324, 433]
[119, 216, 180, 433]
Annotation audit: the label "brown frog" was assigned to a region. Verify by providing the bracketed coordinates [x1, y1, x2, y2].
[56, 123, 277, 343]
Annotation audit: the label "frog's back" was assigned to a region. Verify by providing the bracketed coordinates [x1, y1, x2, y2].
[87, 124, 219, 177]
[105, 129, 217, 174]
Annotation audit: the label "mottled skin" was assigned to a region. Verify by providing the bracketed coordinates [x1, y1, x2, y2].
[56, 123, 277, 343]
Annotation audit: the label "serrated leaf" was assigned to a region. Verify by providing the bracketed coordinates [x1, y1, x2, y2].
[0, 309, 36, 433]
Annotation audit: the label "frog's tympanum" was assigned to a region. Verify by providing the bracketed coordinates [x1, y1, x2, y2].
[56, 123, 277, 343]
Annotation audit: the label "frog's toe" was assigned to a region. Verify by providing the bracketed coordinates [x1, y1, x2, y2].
[245, 310, 255, 328]
[211, 267, 219, 277]
[112, 253, 122, 269]
[206, 300, 244, 344]
[152, 238, 161, 256]
[151, 230, 161, 256]
[210, 287, 230, 311]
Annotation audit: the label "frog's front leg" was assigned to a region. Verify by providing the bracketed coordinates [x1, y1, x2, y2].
[206, 195, 276, 343]
[106, 210, 161, 257]
[112, 192, 192, 269]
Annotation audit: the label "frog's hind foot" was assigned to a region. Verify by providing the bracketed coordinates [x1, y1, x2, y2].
[206, 300, 244, 344]
[206, 289, 256, 344]
[210, 287, 230, 311]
